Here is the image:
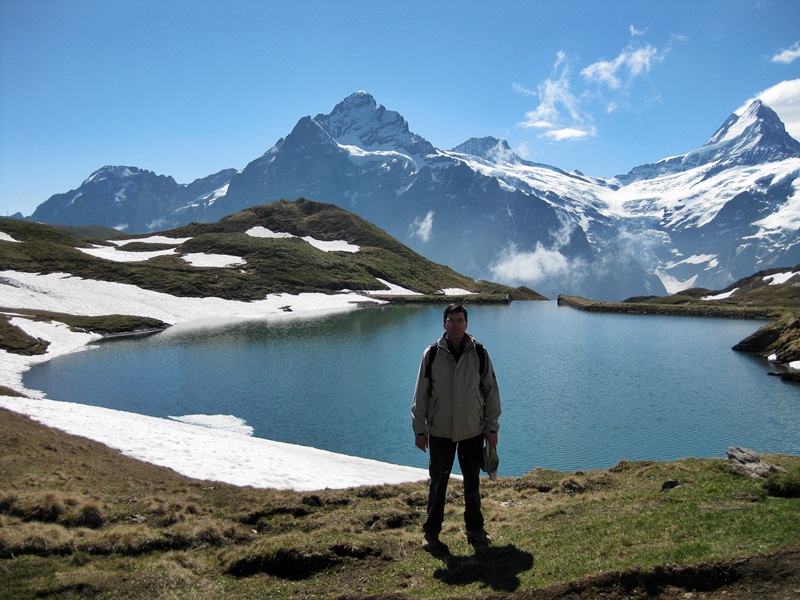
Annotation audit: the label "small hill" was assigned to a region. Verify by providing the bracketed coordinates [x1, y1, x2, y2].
[1, 199, 544, 302]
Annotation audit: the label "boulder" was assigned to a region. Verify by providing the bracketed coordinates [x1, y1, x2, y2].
[726, 446, 787, 478]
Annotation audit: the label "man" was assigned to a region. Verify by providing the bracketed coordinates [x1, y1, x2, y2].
[411, 303, 501, 550]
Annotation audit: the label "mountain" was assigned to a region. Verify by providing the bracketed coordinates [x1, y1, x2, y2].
[603, 100, 800, 294]
[23, 91, 800, 300]
[3, 199, 538, 302]
[30, 166, 237, 233]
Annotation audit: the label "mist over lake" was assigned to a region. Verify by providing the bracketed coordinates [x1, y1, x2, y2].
[25, 302, 800, 476]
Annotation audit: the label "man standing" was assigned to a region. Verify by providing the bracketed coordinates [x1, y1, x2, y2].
[411, 303, 501, 550]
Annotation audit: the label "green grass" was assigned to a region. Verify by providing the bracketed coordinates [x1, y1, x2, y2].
[1, 407, 797, 598]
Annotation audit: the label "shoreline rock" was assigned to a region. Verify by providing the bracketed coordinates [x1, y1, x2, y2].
[727, 446, 788, 478]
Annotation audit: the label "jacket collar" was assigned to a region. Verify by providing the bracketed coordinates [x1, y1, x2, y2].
[441, 332, 476, 357]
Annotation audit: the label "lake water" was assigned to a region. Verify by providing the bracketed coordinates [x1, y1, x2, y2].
[24, 301, 800, 476]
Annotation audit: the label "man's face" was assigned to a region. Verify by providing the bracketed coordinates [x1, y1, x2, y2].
[443, 311, 468, 345]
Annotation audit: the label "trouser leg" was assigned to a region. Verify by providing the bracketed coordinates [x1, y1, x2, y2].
[424, 435, 457, 535]
[457, 433, 485, 532]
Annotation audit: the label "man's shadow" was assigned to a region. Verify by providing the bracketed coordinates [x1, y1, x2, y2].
[428, 542, 534, 592]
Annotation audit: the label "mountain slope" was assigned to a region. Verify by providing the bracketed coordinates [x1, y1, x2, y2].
[30, 166, 237, 233]
[2, 200, 539, 302]
[21, 91, 800, 301]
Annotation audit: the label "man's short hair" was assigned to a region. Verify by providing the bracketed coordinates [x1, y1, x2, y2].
[443, 303, 468, 321]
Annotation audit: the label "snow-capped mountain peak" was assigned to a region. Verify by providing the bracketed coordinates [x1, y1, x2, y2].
[705, 99, 800, 159]
[314, 91, 435, 157]
[451, 137, 522, 165]
[83, 165, 146, 185]
[618, 99, 800, 183]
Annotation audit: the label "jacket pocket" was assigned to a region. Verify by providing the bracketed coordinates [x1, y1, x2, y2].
[427, 393, 439, 426]
[471, 390, 485, 427]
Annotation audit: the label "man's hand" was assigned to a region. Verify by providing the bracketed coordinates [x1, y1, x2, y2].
[485, 432, 498, 450]
[415, 433, 429, 452]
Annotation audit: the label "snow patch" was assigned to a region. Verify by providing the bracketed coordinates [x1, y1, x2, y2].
[0, 231, 20, 243]
[78, 245, 177, 262]
[112, 236, 192, 246]
[181, 253, 246, 268]
[0, 394, 428, 491]
[245, 226, 360, 253]
[366, 278, 422, 295]
[654, 268, 698, 295]
[763, 271, 798, 285]
[702, 288, 738, 301]
[0, 270, 381, 325]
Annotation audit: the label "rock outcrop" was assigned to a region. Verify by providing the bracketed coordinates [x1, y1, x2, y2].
[726, 446, 788, 478]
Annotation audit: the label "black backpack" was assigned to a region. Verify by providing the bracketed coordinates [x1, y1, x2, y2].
[425, 341, 486, 379]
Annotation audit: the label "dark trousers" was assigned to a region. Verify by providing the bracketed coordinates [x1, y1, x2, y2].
[424, 433, 485, 535]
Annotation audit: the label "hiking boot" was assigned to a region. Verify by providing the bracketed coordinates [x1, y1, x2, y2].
[422, 531, 439, 550]
[467, 528, 491, 545]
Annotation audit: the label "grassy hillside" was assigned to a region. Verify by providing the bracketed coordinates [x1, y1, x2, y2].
[1, 407, 798, 599]
[1, 200, 543, 302]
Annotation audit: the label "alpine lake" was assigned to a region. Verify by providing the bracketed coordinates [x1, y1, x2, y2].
[25, 301, 800, 476]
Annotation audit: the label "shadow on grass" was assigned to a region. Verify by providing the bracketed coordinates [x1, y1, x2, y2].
[430, 543, 534, 592]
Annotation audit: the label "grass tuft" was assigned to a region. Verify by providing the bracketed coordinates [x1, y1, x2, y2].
[19, 492, 67, 523]
[66, 502, 106, 529]
[764, 471, 800, 498]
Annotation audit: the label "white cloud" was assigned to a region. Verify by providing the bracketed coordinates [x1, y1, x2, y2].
[489, 217, 586, 287]
[490, 241, 577, 286]
[771, 41, 800, 64]
[581, 44, 661, 90]
[517, 52, 582, 128]
[543, 127, 596, 141]
[516, 52, 595, 140]
[745, 79, 800, 141]
[515, 36, 669, 146]
[409, 210, 434, 242]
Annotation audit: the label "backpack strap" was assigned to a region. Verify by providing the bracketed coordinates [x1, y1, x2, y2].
[424, 342, 438, 379]
[475, 342, 486, 376]
[425, 341, 486, 378]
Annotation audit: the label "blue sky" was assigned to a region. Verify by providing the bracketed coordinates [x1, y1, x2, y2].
[1, 0, 799, 218]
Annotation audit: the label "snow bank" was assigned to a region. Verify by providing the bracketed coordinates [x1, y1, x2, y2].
[0, 270, 429, 490]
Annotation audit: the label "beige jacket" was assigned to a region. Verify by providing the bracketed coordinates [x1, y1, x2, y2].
[411, 333, 501, 442]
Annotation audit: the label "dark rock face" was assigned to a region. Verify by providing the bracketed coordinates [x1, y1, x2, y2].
[732, 313, 800, 362]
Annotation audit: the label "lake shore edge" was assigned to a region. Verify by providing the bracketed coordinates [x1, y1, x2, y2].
[557, 294, 800, 382]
